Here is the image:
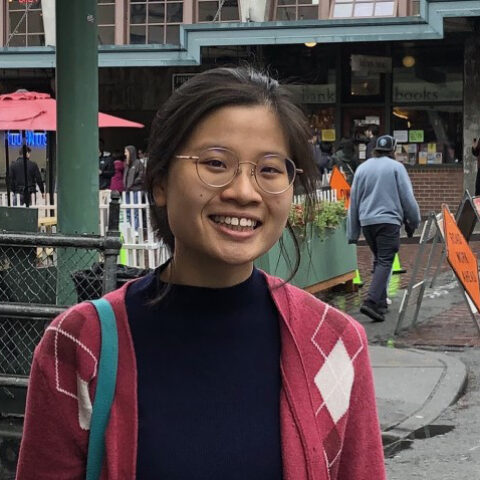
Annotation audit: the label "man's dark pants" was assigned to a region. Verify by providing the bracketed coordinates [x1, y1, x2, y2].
[362, 223, 400, 307]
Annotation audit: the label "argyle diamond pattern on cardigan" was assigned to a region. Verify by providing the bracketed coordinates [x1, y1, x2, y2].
[313, 339, 354, 423]
[310, 305, 365, 471]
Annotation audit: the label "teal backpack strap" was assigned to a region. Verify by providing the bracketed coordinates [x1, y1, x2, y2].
[86, 298, 119, 480]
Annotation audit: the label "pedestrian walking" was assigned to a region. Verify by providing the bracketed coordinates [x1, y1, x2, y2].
[17, 67, 386, 480]
[364, 124, 380, 160]
[348, 134, 421, 322]
[138, 147, 148, 167]
[109, 150, 125, 192]
[9, 146, 44, 205]
[99, 140, 114, 190]
[472, 137, 480, 195]
[123, 145, 145, 193]
[331, 136, 357, 184]
[123, 145, 145, 229]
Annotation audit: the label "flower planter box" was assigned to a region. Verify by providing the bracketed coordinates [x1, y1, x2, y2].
[255, 219, 357, 293]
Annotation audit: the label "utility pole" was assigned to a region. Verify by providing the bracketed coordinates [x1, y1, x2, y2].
[56, 1, 99, 305]
[56, 0, 99, 236]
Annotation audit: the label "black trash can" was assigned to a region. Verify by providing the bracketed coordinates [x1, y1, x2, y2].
[72, 263, 151, 302]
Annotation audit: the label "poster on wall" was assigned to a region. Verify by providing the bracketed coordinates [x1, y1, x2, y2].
[409, 130, 425, 143]
[418, 152, 428, 165]
[321, 129, 336, 142]
[393, 130, 408, 143]
[428, 143, 437, 154]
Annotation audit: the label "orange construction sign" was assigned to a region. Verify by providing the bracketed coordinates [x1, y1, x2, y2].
[443, 205, 480, 311]
[329, 166, 351, 209]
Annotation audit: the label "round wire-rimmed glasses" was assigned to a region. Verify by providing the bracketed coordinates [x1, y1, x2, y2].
[175, 147, 303, 195]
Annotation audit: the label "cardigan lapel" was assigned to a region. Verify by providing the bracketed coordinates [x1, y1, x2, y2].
[266, 274, 330, 480]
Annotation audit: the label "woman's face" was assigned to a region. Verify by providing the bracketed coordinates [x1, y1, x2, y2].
[153, 104, 293, 287]
[124, 148, 129, 161]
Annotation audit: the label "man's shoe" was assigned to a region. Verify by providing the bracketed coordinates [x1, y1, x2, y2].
[360, 302, 385, 322]
[378, 297, 391, 314]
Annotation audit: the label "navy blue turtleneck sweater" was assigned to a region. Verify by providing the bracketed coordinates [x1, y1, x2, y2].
[126, 268, 283, 479]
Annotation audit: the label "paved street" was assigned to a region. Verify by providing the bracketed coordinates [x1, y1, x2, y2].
[385, 349, 480, 479]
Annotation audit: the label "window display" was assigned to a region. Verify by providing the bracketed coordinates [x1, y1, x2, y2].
[392, 106, 462, 165]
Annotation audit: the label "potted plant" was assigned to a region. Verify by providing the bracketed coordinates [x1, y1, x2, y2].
[255, 199, 358, 292]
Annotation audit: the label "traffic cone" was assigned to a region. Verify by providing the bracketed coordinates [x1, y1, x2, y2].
[391, 253, 406, 274]
[119, 233, 128, 266]
[353, 269, 363, 286]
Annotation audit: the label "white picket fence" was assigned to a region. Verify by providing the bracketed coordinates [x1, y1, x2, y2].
[0, 190, 170, 269]
[0, 176, 339, 270]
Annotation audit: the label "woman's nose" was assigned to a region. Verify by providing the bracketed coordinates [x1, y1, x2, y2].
[220, 164, 262, 203]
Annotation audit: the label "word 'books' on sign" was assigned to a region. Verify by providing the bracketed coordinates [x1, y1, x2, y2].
[443, 205, 480, 311]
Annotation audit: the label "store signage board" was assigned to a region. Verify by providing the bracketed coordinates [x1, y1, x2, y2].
[286, 85, 336, 104]
[443, 205, 480, 312]
[393, 81, 463, 103]
[393, 130, 408, 143]
[7, 130, 47, 148]
[409, 130, 424, 143]
[329, 166, 350, 209]
[351, 55, 392, 74]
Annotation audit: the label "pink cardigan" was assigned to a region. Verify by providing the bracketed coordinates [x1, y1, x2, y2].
[17, 273, 385, 479]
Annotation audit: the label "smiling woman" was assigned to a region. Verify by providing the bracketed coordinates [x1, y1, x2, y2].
[16, 67, 386, 480]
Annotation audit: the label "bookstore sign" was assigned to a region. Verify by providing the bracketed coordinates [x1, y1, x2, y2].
[393, 82, 462, 102]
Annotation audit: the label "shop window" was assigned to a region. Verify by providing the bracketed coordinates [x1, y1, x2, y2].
[98, 0, 115, 45]
[197, 1, 240, 22]
[392, 44, 463, 103]
[392, 106, 462, 165]
[129, 0, 184, 44]
[391, 44, 463, 166]
[274, 1, 319, 21]
[6, 0, 45, 47]
[331, 0, 398, 19]
[342, 48, 389, 103]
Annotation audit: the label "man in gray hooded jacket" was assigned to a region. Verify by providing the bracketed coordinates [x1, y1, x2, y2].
[347, 135, 421, 322]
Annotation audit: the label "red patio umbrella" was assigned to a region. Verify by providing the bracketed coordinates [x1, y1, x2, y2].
[0, 90, 144, 130]
[0, 90, 144, 206]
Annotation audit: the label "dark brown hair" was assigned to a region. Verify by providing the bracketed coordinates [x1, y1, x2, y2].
[146, 66, 318, 285]
[373, 150, 395, 159]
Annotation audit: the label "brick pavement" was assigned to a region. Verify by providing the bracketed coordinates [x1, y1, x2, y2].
[317, 241, 480, 348]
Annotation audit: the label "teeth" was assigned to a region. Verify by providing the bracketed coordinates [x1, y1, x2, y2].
[212, 216, 258, 228]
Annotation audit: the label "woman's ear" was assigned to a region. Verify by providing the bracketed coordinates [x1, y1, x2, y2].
[152, 178, 167, 207]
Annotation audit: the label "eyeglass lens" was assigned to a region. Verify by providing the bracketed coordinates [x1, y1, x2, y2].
[195, 148, 296, 194]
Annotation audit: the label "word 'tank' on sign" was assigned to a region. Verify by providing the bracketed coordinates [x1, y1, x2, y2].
[443, 205, 480, 311]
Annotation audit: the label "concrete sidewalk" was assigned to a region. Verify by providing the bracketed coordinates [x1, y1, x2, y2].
[369, 345, 467, 455]
[345, 271, 471, 455]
